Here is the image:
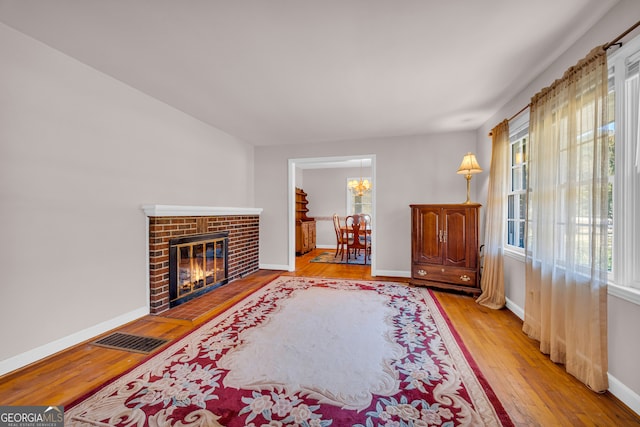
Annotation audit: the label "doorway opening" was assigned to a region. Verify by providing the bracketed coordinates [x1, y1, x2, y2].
[287, 155, 377, 274]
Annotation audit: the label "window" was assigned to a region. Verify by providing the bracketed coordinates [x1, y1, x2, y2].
[609, 35, 640, 290]
[506, 113, 529, 251]
[606, 64, 615, 273]
[346, 177, 372, 215]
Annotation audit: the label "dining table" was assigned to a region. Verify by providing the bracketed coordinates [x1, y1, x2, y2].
[340, 226, 372, 235]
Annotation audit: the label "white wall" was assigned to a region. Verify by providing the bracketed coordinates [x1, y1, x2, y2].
[255, 132, 479, 274]
[475, 0, 640, 412]
[0, 23, 255, 373]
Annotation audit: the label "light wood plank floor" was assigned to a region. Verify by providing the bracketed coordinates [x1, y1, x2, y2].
[1, 249, 638, 426]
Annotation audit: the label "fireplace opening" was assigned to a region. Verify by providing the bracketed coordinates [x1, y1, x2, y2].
[168, 232, 229, 308]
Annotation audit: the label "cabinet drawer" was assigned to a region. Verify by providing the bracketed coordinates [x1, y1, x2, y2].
[412, 264, 477, 287]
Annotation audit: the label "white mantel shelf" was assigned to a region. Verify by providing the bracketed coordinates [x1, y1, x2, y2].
[142, 205, 263, 217]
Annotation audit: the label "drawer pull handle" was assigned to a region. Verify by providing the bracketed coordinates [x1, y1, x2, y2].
[460, 275, 471, 282]
[417, 269, 427, 276]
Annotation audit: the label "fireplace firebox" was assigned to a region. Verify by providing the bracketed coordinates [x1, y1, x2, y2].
[168, 232, 229, 308]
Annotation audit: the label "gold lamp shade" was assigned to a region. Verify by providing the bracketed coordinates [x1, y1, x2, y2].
[456, 152, 482, 204]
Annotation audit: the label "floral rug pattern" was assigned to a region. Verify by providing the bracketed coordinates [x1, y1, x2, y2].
[65, 277, 512, 426]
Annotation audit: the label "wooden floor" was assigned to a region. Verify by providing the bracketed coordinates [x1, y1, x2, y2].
[1, 248, 638, 426]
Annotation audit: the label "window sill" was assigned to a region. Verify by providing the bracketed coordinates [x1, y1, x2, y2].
[504, 247, 525, 262]
[608, 283, 640, 306]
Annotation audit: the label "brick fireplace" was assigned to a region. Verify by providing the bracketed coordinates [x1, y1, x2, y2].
[143, 205, 262, 314]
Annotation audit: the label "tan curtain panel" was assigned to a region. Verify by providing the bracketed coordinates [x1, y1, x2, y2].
[477, 120, 509, 309]
[523, 46, 609, 392]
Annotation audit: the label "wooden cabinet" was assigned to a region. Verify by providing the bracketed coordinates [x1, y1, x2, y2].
[297, 220, 316, 255]
[410, 204, 481, 295]
[295, 188, 316, 255]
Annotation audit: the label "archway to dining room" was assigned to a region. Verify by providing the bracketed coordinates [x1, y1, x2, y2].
[287, 155, 377, 274]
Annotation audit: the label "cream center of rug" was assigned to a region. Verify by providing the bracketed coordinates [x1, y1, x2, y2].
[218, 287, 402, 410]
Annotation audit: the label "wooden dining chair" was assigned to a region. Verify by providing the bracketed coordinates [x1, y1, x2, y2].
[359, 213, 372, 254]
[345, 214, 371, 264]
[332, 214, 347, 259]
[359, 213, 372, 231]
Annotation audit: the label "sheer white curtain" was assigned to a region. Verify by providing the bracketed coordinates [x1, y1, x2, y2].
[477, 120, 508, 309]
[523, 46, 609, 392]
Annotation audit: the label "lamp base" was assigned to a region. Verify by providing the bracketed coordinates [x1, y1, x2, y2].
[463, 174, 473, 204]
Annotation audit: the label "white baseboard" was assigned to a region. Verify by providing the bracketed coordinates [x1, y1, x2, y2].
[0, 306, 148, 377]
[259, 263, 290, 271]
[505, 297, 524, 320]
[608, 373, 640, 416]
[375, 270, 411, 278]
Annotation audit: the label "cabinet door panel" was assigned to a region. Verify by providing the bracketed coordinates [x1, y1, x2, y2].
[413, 207, 442, 264]
[443, 207, 478, 268]
[309, 222, 316, 249]
[302, 222, 309, 251]
[443, 209, 467, 266]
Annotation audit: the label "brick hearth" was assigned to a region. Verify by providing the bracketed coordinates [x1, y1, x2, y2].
[143, 206, 261, 314]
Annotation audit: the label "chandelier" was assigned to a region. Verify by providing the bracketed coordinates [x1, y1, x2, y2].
[348, 161, 371, 196]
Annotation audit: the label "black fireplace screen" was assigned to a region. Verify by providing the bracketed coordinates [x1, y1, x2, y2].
[168, 232, 229, 308]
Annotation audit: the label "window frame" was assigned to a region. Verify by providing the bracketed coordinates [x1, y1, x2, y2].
[608, 35, 640, 301]
[608, 37, 640, 293]
[505, 111, 529, 257]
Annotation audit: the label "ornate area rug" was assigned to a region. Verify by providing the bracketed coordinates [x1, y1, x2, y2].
[65, 277, 513, 426]
[310, 251, 369, 265]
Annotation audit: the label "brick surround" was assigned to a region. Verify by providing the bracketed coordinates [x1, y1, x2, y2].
[148, 214, 260, 314]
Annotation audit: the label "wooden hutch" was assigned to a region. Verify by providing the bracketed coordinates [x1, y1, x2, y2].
[295, 188, 316, 255]
[410, 203, 481, 295]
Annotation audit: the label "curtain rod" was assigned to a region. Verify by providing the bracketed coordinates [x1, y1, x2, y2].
[604, 19, 640, 50]
[488, 104, 530, 136]
[506, 103, 530, 122]
[488, 20, 640, 137]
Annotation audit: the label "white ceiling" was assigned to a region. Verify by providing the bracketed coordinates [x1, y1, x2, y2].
[0, 0, 618, 146]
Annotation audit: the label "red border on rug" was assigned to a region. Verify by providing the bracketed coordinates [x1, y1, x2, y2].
[427, 288, 515, 427]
